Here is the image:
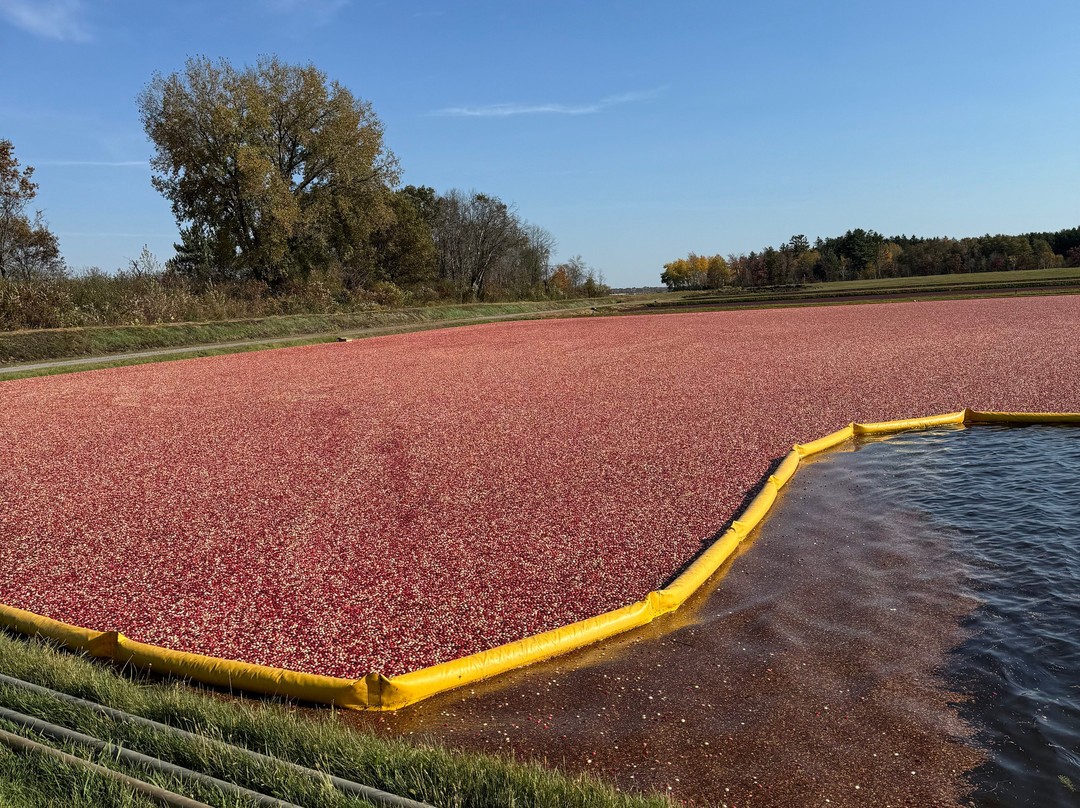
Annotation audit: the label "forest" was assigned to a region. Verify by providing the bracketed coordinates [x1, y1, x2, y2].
[661, 227, 1080, 290]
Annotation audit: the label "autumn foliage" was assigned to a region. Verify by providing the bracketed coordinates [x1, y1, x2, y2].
[0, 140, 63, 284]
[660, 252, 729, 290]
[663, 227, 1080, 289]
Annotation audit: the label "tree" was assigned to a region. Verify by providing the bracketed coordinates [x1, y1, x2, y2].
[0, 140, 64, 281]
[6, 212, 64, 282]
[516, 224, 556, 297]
[432, 190, 521, 300]
[793, 248, 820, 283]
[706, 254, 731, 288]
[1030, 237, 1058, 269]
[580, 265, 609, 298]
[786, 234, 810, 255]
[139, 55, 398, 286]
[399, 185, 440, 229]
[556, 255, 588, 290]
[661, 258, 696, 290]
[167, 224, 222, 284]
[548, 266, 572, 295]
[365, 188, 438, 289]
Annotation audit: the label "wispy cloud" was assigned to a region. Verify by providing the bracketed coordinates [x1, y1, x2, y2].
[0, 0, 91, 41]
[433, 89, 662, 118]
[34, 159, 149, 167]
[60, 232, 175, 238]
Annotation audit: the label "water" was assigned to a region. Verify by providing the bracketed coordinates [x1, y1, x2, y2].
[351, 424, 1079, 807]
[866, 424, 1080, 807]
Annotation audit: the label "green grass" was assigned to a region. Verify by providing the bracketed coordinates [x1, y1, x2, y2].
[630, 287, 1077, 318]
[658, 265, 1080, 307]
[4, 266, 1078, 380]
[0, 632, 671, 808]
[0, 299, 617, 366]
[0, 339, 327, 381]
[0, 741, 167, 808]
[0, 304, 626, 381]
[803, 264, 1080, 293]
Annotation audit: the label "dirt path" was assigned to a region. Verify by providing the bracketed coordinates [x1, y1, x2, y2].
[9, 285, 1076, 377]
[0, 304, 605, 375]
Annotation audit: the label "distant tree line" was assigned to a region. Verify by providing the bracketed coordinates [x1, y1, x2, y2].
[662, 227, 1080, 290]
[0, 56, 607, 331]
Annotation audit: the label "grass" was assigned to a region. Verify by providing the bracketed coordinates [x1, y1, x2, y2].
[3, 266, 1078, 381]
[0, 339, 327, 381]
[0, 304, 626, 381]
[648, 265, 1080, 309]
[0, 747, 161, 808]
[0, 299, 617, 366]
[627, 287, 1078, 319]
[803, 264, 1080, 293]
[0, 632, 671, 808]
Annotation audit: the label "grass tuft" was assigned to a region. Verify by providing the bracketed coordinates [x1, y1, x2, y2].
[0, 632, 671, 808]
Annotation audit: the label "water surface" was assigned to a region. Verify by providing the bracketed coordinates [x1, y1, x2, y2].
[878, 424, 1080, 808]
[349, 425, 1079, 807]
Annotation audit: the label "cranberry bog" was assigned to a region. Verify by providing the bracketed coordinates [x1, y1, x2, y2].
[2, 296, 1078, 687]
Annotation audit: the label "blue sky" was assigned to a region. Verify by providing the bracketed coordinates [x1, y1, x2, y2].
[1, 0, 1077, 287]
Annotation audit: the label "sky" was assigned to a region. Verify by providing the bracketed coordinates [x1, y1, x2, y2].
[1, 0, 1078, 287]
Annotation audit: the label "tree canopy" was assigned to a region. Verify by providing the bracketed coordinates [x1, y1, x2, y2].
[138, 55, 399, 286]
[0, 140, 63, 282]
[661, 253, 729, 290]
[662, 226, 1080, 289]
[430, 189, 564, 301]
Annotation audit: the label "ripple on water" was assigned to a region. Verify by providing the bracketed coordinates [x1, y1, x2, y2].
[344, 424, 1078, 808]
[885, 425, 1080, 808]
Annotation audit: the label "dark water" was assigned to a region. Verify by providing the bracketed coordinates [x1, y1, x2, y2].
[869, 425, 1080, 807]
[349, 424, 1079, 807]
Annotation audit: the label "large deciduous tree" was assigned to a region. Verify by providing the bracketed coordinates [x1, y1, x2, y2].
[433, 190, 521, 300]
[0, 140, 63, 282]
[426, 189, 557, 301]
[365, 188, 438, 289]
[138, 55, 399, 286]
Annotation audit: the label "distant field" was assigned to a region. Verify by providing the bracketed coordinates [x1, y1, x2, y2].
[636, 266, 1080, 312]
[798, 264, 1080, 293]
[1, 295, 1077, 682]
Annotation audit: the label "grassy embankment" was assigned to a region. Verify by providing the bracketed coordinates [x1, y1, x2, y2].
[799, 264, 1080, 293]
[0, 631, 669, 808]
[638, 265, 1080, 312]
[0, 298, 620, 370]
[3, 267, 1078, 383]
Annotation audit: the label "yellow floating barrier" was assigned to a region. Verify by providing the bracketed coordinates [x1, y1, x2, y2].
[3, 410, 1078, 709]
